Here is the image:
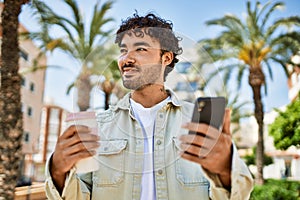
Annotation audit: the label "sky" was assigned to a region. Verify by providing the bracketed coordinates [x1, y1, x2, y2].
[19, 0, 300, 112]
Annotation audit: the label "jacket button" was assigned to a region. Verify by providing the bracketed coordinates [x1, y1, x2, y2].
[159, 113, 164, 118]
[158, 169, 163, 175]
[156, 140, 162, 145]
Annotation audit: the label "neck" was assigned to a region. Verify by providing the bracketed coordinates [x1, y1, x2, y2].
[131, 84, 169, 108]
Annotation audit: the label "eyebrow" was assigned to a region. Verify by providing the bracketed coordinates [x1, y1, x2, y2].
[120, 42, 151, 48]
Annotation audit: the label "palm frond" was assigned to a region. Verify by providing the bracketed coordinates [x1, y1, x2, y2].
[246, 1, 261, 39]
[264, 80, 268, 95]
[206, 14, 245, 30]
[203, 63, 242, 89]
[89, 0, 114, 47]
[270, 31, 300, 48]
[256, 1, 272, 23]
[264, 60, 273, 81]
[269, 56, 289, 77]
[64, 0, 82, 29]
[266, 16, 300, 38]
[236, 64, 247, 90]
[66, 82, 75, 95]
[261, 2, 285, 30]
[206, 14, 246, 41]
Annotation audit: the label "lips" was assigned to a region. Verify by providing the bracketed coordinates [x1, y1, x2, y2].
[122, 67, 138, 76]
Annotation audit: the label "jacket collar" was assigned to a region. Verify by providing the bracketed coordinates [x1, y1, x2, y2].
[111, 88, 182, 111]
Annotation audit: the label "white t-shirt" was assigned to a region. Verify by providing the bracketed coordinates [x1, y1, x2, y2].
[130, 97, 171, 200]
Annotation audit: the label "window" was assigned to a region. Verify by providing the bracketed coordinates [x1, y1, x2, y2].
[21, 77, 26, 86]
[27, 106, 33, 117]
[23, 132, 30, 143]
[19, 49, 29, 61]
[30, 82, 35, 92]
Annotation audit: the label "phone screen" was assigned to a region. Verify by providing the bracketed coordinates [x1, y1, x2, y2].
[189, 97, 226, 134]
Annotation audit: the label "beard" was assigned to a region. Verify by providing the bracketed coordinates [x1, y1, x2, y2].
[122, 63, 163, 90]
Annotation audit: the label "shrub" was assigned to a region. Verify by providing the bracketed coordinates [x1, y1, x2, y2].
[250, 179, 300, 200]
[243, 146, 273, 166]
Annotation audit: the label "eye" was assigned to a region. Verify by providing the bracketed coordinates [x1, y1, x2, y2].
[137, 47, 147, 51]
[120, 48, 127, 54]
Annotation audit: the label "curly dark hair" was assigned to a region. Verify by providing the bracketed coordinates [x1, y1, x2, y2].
[115, 12, 183, 80]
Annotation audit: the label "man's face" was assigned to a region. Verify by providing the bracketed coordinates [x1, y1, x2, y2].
[117, 30, 165, 90]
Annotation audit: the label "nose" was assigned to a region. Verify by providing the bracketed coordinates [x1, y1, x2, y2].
[118, 51, 135, 68]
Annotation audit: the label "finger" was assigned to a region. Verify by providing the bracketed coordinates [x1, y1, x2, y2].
[180, 143, 210, 157]
[77, 132, 100, 142]
[59, 131, 100, 149]
[180, 135, 217, 156]
[180, 151, 205, 163]
[182, 122, 220, 139]
[222, 108, 231, 135]
[180, 134, 205, 146]
[65, 141, 100, 156]
[69, 149, 97, 163]
[61, 125, 91, 139]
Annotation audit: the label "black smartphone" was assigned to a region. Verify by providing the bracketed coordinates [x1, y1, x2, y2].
[189, 97, 226, 134]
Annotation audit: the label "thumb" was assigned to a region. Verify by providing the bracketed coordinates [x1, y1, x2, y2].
[222, 108, 231, 135]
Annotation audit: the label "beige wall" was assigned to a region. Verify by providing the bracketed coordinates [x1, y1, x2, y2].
[19, 36, 46, 154]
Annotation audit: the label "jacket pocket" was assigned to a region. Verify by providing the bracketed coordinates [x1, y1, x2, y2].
[93, 139, 127, 187]
[172, 137, 209, 187]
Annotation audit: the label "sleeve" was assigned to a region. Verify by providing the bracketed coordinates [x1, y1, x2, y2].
[44, 154, 92, 200]
[202, 143, 254, 200]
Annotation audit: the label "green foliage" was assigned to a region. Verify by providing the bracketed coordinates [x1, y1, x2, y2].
[250, 179, 300, 200]
[269, 94, 300, 150]
[243, 146, 273, 166]
[244, 154, 255, 166]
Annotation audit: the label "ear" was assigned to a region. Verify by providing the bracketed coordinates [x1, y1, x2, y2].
[162, 51, 174, 66]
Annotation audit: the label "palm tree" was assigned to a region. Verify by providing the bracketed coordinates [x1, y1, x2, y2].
[77, 46, 123, 110]
[198, 1, 300, 184]
[27, 0, 116, 111]
[90, 59, 123, 110]
[0, 0, 28, 199]
[227, 95, 252, 135]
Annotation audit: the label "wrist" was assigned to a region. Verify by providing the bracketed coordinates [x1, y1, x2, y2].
[218, 168, 231, 190]
[49, 155, 67, 194]
[50, 155, 66, 177]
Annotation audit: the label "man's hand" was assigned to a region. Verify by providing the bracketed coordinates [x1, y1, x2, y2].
[50, 125, 100, 193]
[179, 109, 232, 188]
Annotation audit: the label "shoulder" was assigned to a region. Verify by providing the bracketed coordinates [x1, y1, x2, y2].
[96, 93, 131, 122]
[96, 108, 115, 123]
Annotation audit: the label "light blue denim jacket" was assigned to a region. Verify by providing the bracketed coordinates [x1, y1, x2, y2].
[45, 90, 253, 200]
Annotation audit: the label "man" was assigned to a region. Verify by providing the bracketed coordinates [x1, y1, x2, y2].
[45, 13, 253, 199]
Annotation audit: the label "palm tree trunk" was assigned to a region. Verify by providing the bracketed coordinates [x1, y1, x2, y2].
[104, 92, 110, 110]
[0, 0, 24, 199]
[249, 68, 265, 185]
[251, 85, 265, 185]
[102, 80, 115, 110]
[76, 72, 92, 111]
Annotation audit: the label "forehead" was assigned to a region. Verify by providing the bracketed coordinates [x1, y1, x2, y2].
[119, 30, 161, 48]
